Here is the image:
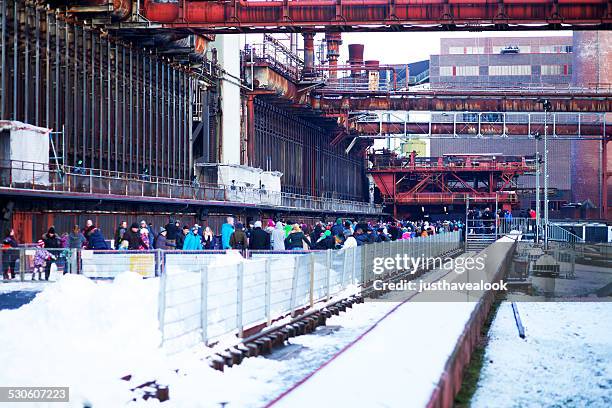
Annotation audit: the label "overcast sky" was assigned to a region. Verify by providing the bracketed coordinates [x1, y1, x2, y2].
[242, 31, 573, 65]
[337, 31, 573, 64]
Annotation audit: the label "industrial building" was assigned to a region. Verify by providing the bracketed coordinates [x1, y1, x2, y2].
[428, 34, 611, 218]
[430, 36, 574, 88]
[0, 1, 610, 242]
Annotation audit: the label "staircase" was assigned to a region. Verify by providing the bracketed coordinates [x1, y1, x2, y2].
[466, 233, 497, 252]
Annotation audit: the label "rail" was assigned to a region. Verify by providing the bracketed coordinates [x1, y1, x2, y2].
[369, 153, 534, 171]
[355, 111, 610, 140]
[430, 82, 612, 94]
[490, 217, 586, 243]
[242, 36, 303, 82]
[0, 160, 383, 215]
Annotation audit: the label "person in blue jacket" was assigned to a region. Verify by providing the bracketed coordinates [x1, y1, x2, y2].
[221, 216, 235, 250]
[85, 225, 110, 250]
[182, 226, 203, 250]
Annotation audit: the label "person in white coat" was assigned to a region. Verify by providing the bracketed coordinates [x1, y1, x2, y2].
[342, 230, 358, 249]
[271, 221, 286, 250]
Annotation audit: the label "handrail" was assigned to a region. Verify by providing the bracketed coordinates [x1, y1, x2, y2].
[0, 159, 383, 214]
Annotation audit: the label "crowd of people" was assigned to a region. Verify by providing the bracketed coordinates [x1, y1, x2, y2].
[467, 207, 536, 234]
[1, 216, 464, 281]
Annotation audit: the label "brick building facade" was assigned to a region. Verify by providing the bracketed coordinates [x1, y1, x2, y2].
[430, 36, 573, 88]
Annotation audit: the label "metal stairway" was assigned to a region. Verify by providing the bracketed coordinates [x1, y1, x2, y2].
[466, 233, 497, 252]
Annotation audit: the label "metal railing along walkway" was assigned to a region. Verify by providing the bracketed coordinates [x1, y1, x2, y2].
[0, 159, 383, 215]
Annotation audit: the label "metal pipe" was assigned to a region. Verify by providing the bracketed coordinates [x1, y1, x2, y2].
[188, 76, 194, 179]
[178, 69, 182, 178]
[97, 34, 102, 170]
[183, 71, 188, 180]
[135, 49, 139, 173]
[54, 14, 60, 134]
[149, 55, 153, 176]
[161, 60, 165, 178]
[73, 25, 78, 165]
[114, 42, 119, 172]
[122, 45, 126, 173]
[24, 6, 29, 123]
[107, 38, 111, 172]
[129, 46, 133, 174]
[0, 0, 6, 119]
[302, 32, 315, 77]
[35, 7, 40, 126]
[602, 138, 608, 220]
[12, 0, 17, 120]
[155, 57, 159, 176]
[173, 68, 176, 179]
[82, 27, 87, 167]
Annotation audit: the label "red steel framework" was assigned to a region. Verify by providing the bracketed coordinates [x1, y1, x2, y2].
[139, 0, 612, 32]
[369, 151, 535, 217]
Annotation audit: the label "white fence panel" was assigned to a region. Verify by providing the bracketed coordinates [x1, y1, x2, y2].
[81, 251, 156, 278]
[241, 259, 268, 327]
[206, 263, 239, 340]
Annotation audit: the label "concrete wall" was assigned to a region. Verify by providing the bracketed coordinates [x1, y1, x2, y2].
[215, 35, 242, 165]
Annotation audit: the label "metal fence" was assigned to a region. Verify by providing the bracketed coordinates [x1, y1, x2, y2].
[1, 247, 74, 281]
[1, 232, 462, 353]
[158, 231, 462, 353]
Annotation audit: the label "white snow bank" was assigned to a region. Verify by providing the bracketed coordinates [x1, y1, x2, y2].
[473, 302, 612, 407]
[0, 273, 164, 407]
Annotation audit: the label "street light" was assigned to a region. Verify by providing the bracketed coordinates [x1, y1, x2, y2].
[538, 98, 552, 248]
[533, 131, 541, 243]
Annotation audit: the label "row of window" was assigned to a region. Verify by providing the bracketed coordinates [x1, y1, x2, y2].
[439, 65, 571, 76]
[448, 45, 572, 55]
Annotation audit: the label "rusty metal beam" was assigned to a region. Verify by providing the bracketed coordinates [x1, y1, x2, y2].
[139, 0, 612, 33]
[311, 92, 612, 113]
[355, 122, 612, 139]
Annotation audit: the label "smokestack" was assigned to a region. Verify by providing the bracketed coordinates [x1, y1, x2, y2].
[365, 60, 380, 70]
[348, 44, 364, 77]
[303, 32, 315, 77]
[325, 32, 342, 79]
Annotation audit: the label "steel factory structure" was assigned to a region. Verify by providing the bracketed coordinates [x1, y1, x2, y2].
[0, 0, 611, 241]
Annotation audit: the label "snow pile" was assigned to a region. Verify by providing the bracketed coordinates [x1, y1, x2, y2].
[0, 273, 164, 407]
[473, 302, 612, 407]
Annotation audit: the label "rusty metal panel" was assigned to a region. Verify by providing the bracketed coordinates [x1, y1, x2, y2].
[139, 1, 612, 33]
[1, 1, 211, 183]
[253, 98, 366, 201]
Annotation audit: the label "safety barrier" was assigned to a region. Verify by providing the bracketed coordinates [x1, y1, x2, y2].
[2, 232, 462, 354]
[158, 231, 462, 353]
[0, 159, 383, 215]
[1, 247, 71, 281]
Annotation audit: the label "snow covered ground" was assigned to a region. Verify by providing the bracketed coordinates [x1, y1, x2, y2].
[0, 273, 164, 407]
[165, 301, 400, 408]
[0, 269, 64, 309]
[0, 269, 477, 408]
[472, 302, 612, 408]
[268, 301, 477, 408]
[0, 272, 403, 407]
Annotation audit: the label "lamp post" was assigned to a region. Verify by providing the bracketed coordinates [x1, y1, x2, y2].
[534, 131, 541, 244]
[539, 99, 552, 249]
